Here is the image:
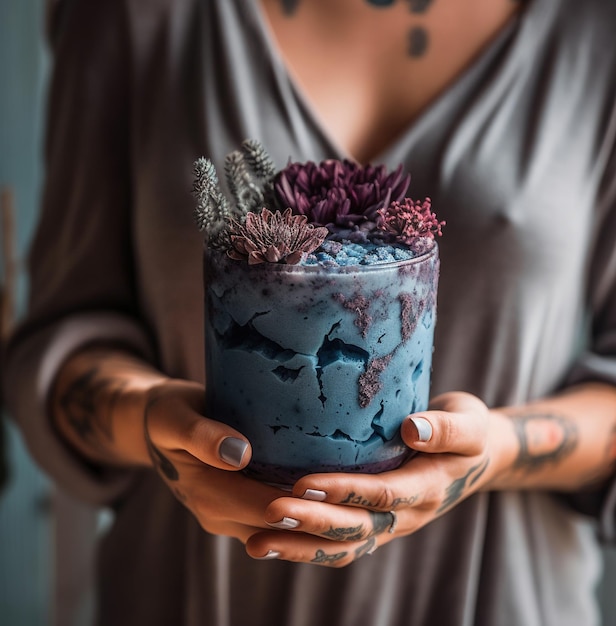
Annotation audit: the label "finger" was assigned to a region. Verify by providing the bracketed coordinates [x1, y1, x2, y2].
[145, 381, 252, 470]
[179, 464, 287, 530]
[401, 391, 489, 456]
[263, 498, 397, 541]
[292, 470, 425, 512]
[246, 530, 381, 567]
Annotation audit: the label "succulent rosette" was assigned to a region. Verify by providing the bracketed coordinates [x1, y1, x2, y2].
[274, 159, 411, 232]
[227, 208, 328, 265]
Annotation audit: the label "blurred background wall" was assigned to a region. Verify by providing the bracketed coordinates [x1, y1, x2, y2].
[1, 1, 52, 624]
[1, 1, 615, 625]
[1, 2, 98, 625]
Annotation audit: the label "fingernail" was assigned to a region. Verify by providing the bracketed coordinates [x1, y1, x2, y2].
[301, 489, 327, 501]
[267, 516, 300, 530]
[410, 416, 432, 442]
[255, 550, 280, 560]
[219, 437, 249, 467]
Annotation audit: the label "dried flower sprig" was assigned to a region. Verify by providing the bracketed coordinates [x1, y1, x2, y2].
[376, 197, 445, 245]
[227, 208, 328, 265]
[225, 140, 279, 218]
[241, 139, 277, 179]
[192, 140, 278, 245]
[192, 157, 231, 246]
[274, 159, 410, 231]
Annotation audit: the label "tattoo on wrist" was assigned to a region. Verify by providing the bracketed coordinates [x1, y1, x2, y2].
[436, 458, 490, 514]
[59, 366, 126, 451]
[511, 413, 579, 473]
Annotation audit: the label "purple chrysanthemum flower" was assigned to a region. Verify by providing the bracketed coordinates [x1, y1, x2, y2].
[274, 159, 410, 232]
[227, 208, 328, 265]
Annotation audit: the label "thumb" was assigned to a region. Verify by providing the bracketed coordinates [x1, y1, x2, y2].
[400, 391, 489, 456]
[144, 380, 252, 471]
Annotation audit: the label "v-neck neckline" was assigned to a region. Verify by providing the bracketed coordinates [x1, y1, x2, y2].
[248, 0, 532, 166]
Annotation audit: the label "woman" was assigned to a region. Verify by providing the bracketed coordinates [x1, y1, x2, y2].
[5, 0, 616, 623]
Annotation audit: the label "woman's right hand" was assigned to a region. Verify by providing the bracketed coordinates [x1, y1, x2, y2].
[51, 347, 285, 543]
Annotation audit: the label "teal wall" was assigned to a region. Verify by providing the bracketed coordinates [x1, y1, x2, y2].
[0, 1, 52, 625]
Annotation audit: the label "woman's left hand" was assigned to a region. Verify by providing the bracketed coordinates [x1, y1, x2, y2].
[245, 391, 513, 566]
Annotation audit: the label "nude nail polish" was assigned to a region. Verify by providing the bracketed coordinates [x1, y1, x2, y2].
[410, 416, 432, 442]
[267, 517, 300, 530]
[255, 550, 281, 560]
[301, 489, 327, 501]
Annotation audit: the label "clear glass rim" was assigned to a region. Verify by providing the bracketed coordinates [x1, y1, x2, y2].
[205, 240, 439, 274]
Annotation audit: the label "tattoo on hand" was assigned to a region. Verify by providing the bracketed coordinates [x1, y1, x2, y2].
[172, 488, 188, 504]
[311, 548, 348, 564]
[355, 537, 376, 558]
[437, 458, 490, 514]
[323, 524, 365, 541]
[368, 510, 394, 537]
[340, 491, 418, 509]
[59, 367, 126, 450]
[511, 413, 578, 473]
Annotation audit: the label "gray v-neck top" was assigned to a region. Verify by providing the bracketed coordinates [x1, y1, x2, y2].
[5, 0, 616, 624]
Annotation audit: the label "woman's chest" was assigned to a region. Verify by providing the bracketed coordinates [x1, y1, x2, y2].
[259, 0, 521, 163]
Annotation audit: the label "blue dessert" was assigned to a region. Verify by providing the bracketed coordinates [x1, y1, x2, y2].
[204, 242, 439, 485]
[193, 140, 443, 485]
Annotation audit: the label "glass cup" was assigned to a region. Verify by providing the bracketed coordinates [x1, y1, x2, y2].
[204, 243, 439, 486]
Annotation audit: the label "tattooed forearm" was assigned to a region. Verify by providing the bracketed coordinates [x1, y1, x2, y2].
[511, 413, 579, 473]
[437, 458, 490, 514]
[59, 367, 126, 450]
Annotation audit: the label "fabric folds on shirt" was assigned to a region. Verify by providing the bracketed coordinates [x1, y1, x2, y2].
[4, 0, 616, 624]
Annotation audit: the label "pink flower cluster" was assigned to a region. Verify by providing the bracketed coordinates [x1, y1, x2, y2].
[376, 198, 444, 245]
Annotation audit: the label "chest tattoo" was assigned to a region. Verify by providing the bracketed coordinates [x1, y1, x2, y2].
[281, 0, 301, 15]
[407, 0, 434, 12]
[279, 1, 520, 60]
[408, 25, 429, 57]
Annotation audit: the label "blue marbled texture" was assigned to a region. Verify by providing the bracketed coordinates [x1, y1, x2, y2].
[204, 243, 439, 485]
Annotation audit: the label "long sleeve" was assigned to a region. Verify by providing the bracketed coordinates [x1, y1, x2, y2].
[564, 103, 616, 541]
[2, 0, 155, 506]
